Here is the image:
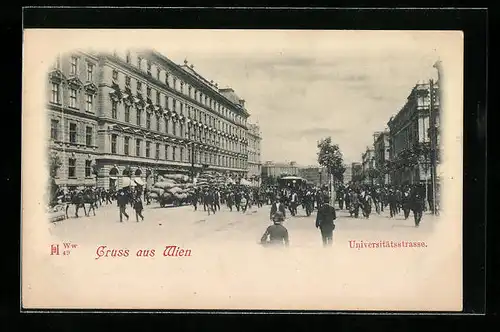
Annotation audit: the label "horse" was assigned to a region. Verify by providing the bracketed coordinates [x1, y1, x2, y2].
[82, 189, 99, 216]
[65, 191, 86, 218]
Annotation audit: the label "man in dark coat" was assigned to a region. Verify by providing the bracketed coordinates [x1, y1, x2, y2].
[270, 197, 287, 220]
[316, 201, 337, 247]
[117, 189, 129, 222]
[260, 212, 289, 247]
[410, 186, 425, 227]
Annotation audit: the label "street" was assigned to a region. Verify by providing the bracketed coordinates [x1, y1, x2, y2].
[50, 202, 438, 249]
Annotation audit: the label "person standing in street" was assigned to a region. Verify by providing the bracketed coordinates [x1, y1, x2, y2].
[270, 197, 287, 220]
[316, 201, 337, 247]
[260, 212, 289, 247]
[133, 194, 144, 222]
[117, 189, 129, 222]
[411, 186, 425, 227]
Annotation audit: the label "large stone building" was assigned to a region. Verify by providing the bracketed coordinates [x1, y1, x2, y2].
[373, 130, 391, 184]
[261, 161, 299, 178]
[387, 82, 438, 185]
[48, 49, 251, 190]
[246, 122, 262, 184]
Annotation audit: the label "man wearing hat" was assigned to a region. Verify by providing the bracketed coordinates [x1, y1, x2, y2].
[316, 201, 337, 247]
[260, 211, 289, 247]
[270, 196, 287, 220]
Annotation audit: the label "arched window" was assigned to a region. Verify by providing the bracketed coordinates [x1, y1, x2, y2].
[135, 169, 142, 176]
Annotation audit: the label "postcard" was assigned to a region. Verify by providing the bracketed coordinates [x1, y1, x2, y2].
[22, 29, 463, 311]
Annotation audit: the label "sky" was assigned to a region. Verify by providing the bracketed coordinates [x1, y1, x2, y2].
[48, 29, 444, 166]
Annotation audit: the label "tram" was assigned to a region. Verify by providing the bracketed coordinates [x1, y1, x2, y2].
[277, 176, 308, 190]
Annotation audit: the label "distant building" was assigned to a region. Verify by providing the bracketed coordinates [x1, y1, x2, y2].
[361, 147, 376, 184]
[298, 166, 329, 186]
[261, 161, 299, 178]
[343, 163, 352, 184]
[246, 122, 262, 184]
[373, 130, 391, 184]
[351, 162, 362, 181]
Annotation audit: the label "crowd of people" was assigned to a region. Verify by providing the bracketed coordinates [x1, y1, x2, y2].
[51, 179, 437, 245]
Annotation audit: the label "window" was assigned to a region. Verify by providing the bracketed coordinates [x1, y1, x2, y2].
[50, 119, 59, 140]
[156, 68, 160, 80]
[180, 82, 184, 93]
[172, 122, 176, 136]
[164, 96, 169, 110]
[112, 69, 118, 81]
[180, 147, 184, 161]
[146, 113, 151, 129]
[188, 86, 192, 97]
[147, 61, 152, 75]
[125, 76, 131, 87]
[51, 83, 60, 104]
[156, 115, 160, 131]
[111, 134, 117, 154]
[173, 78, 177, 90]
[156, 91, 161, 104]
[85, 160, 92, 177]
[85, 126, 93, 146]
[165, 145, 169, 160]
[147, 86, 151, 98]
[125, 105, 130, 123]
[165, 72, 170, 87]
[87, 63, 94, 81]
[137, 56, 142, 68]
[180, 103, 184, 115]
[68, 158, 76, 178]
[124, 137, 130, 156]
[136, 109, 141, 126]
[180, 123, 185, 138]
[126, 51, 131, 63]
[137, 81, 142, 92]
[111, 101, 117, 119]
[165, 118, 169, 134]
[69, 123, 77, 143]
[85, 94, 93, 112]
[155, 143, 160, 159]
[173, 99, 177, 111]
[69, 89, 77, 108]
[70, 56, 78, 75]
[146, 141, 150, 158]
[136, 139, 141, 156]
[172, 146, 176, 161]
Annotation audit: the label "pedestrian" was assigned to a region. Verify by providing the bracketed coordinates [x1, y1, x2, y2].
[260, 212, 289, 247]
[270, 197, 287, 220]
[117, 190, 129, 222]
[240, 194, 248, 213]
[411, 187, 424, 227]
[316, 201, 337, 247]
[133, 195, 144, 222]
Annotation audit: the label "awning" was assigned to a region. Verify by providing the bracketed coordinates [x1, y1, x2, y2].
[134, 177, 145, 186]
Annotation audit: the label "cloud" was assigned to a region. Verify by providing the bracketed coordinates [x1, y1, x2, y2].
[160, 40, 439, 165]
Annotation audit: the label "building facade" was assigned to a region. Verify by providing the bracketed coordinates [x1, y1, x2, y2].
[387, 82, 438, 185]
[361, 147, 376, 184]
[343, 163, 352, 184]
[373, 130, 391, 184]
[351, 162, 362, 181]
[261, 161, 299, 178]
[48, 49, 251, 190]
[298, 166, 329, 186]
[246, 122, 262, 183]
[47, 51, 101, 190]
